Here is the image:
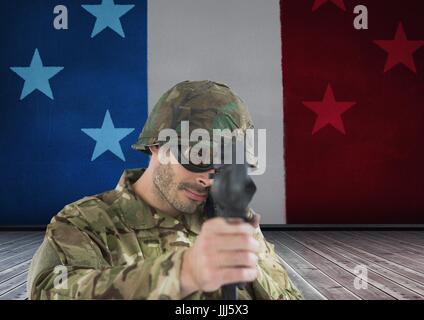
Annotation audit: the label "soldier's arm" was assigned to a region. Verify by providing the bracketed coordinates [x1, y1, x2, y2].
[249, 227, 303, 300]
[28, 207, 189, 300]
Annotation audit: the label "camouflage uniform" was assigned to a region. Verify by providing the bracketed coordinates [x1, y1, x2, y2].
[28, 168, 302, 300]
[27, 80, 302, 300]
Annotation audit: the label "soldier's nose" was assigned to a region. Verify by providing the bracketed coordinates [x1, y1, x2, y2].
[196, 172, 214, 188]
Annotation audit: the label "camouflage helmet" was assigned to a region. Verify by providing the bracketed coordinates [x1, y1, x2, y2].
[131, 80, 256, 164]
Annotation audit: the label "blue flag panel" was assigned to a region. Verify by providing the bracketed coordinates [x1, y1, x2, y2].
[0, 0, 149, 225]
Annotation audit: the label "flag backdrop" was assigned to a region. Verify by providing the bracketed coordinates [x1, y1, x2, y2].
[0, 0, 149, 225]
[1, 0, 423, 225]
[282, 0, 424, 223]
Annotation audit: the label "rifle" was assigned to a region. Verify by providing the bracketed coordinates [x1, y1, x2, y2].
[204, 139, 257, 300]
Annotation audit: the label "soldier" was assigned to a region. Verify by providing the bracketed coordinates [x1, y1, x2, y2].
[27, 80, 302, 300]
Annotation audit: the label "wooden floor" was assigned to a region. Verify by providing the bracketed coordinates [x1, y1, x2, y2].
[0, 231, 423, 300]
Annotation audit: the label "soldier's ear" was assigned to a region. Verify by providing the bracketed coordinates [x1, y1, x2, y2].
[149, 145, 160, 155]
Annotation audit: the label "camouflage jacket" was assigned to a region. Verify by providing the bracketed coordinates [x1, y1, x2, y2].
[27, 168, 302, 300]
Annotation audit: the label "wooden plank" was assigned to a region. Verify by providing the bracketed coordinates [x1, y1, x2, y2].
[0, 232, 41, 248]
[0, 259, 32, 284]
[0, 230, 420, 300]
[267, 232, 341, 300]
[264, 232, 326, 300]
[331, 232, 424, 272]
[269, 232, 393, 300]
[0, 234, 44, 254]
[0, 231, 33, 238]
[0, 282, 27, 300]
[346, 231, 424, 263]
[384, 231, 424, 240]
[283, 232, 423, 300]
[266, 232, 359, 300]
[0, 232, 23, 241]
[409, 231, 424, 238]
[0, 238, 42, 260]
[278, 257, 325, 300]
[312, 232, 424, 285]
[325, 231, 424, 274]
[293, 231, 424, 298]
[0, 231, 39, 238]
[279, 232, 402, 300]
[0, 241, 42, 272]
[0, 271, 27, 296]
[370, 232, 424, 248]
[321, 232, 424, 273]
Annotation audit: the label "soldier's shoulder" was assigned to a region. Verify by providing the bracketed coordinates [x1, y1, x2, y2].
[67, 188, 121, 211]
[50, 189, 128, 231]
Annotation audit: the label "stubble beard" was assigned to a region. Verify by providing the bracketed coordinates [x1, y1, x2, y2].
[153, 163, 202, 214]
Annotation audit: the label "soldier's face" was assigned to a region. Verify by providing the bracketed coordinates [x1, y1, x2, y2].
[151, 147, 213, 214]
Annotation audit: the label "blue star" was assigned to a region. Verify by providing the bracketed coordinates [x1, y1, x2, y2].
[81, 110, 135, 161]
[10, 49, 64, 100]
[82, 0, 135, 38]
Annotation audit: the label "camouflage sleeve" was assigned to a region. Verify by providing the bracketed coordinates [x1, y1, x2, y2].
[28, 208, 188, 300]
[249, 227, 303, 300]
[181, 226, 304, 300]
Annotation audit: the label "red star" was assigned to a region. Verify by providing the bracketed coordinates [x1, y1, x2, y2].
[311, 0, 346, 11]
[374, 22, 424, 73]
[302, 84, 356, 135]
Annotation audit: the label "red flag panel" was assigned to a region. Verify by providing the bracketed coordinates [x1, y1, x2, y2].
[281, 0, 424, 223]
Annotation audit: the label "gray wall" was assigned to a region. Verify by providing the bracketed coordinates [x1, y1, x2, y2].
[148, 0, 286, 224]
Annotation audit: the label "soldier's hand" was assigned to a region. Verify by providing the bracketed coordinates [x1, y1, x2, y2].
[180, 217, 260, 297]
